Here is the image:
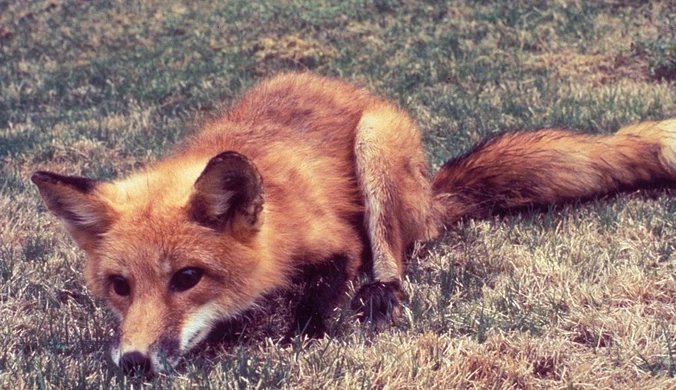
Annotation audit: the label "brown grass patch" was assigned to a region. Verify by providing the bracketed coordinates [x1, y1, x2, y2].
[533, 50, 650, 85]
[251, 34, 338, 75]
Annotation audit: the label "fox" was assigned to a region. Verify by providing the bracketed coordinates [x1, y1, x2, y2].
[31, 73, 676, 374]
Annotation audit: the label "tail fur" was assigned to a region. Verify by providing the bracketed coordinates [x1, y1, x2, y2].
[432, 119, 676, 226]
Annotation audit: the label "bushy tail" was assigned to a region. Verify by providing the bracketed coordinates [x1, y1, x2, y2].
[432, 119, 676, 226]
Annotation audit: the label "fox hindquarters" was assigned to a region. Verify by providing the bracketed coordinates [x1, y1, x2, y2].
[31, 73, 676, 374]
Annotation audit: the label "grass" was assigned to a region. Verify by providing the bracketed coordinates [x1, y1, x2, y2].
[1, 0, 676, 388]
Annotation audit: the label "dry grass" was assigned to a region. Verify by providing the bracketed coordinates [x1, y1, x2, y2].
[1, 0, 676, 388]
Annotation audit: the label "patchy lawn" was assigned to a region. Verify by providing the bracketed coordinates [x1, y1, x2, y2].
[1, 0, 675, 388]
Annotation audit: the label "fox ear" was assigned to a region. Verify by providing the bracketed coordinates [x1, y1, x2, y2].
[31, 171, 116, 251]
[188, 151, 265, 236]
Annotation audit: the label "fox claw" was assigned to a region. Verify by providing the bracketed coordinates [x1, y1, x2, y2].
[351, 281, 402, 326]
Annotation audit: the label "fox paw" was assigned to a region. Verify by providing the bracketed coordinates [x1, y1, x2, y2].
[350, 280, 402, 326]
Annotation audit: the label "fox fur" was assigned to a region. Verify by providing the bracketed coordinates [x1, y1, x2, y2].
[31, 73, 676, 374]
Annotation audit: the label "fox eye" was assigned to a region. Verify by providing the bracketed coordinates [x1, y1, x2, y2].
[170, 267, 204, 292]
[110, 276, 131, 296]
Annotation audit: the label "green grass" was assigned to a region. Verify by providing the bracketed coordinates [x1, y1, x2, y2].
[2, 0, 676, 388]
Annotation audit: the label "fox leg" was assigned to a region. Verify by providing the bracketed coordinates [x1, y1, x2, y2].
[351, 102, 439, 323]
[288, 254, 351, 339]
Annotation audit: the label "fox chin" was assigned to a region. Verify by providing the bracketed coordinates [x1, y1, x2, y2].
[32, 73, 676, 374]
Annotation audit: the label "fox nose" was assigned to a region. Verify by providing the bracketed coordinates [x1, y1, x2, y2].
[119, 351, 152, 375]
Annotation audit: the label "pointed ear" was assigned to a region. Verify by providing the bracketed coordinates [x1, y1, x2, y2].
[31, 171, 116, 251]
[188, 152, 265, 237]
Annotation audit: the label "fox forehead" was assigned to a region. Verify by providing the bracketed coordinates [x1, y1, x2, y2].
[92, 160, 221, 273]
[90, 207, 259, 289]
[102, 159, 209, 212]
[97, 217, 223, 273]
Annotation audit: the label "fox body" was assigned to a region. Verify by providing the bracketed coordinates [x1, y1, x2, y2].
[32, 73, 676, 374]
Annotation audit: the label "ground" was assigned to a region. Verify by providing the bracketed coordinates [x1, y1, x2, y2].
[1, 0, 676, 388]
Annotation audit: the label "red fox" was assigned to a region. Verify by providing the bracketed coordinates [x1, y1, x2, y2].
[32, 73, 676, 374]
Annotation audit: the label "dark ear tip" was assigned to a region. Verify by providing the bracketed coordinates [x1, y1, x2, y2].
[208, 151, 252, 165]
[31, 171, 54, 185]
[30, 171, 98, 193]
[202, 151, 262, 182]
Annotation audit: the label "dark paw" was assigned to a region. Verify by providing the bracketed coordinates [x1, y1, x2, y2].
[350, 280, 402, 326]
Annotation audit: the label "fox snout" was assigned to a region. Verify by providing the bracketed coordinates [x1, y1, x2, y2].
[110, 330, 182, 375]
[111, 346, 176, 376]
[118, 352, 152, 376]
[107, 299, 229, 374]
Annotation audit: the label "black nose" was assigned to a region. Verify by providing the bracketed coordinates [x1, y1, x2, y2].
[119, 351, 152, 375]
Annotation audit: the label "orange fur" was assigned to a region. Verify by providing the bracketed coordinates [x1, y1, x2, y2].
[433, 119, 676, 225]
[31, 73, 676, 374]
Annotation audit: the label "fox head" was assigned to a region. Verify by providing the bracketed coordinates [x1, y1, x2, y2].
[32, 151, 273, 374]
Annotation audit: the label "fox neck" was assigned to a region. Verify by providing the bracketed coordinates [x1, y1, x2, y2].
[246, 207, 295, 295]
